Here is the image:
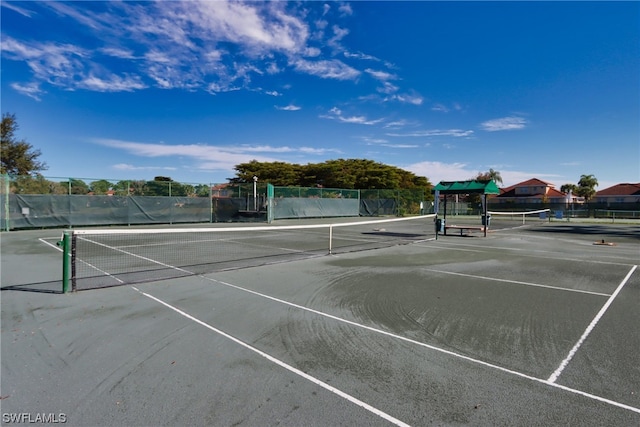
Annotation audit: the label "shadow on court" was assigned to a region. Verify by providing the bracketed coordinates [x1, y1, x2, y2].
[0, 281, 63, 294]
[527, 223, 640, 240]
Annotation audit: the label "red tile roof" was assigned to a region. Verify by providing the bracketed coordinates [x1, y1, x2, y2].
[496, 178, 563, 198]
[596, 183, 640, 196]
[512, 178, 555, 187]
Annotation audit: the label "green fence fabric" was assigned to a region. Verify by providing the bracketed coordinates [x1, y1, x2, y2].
[271, 198, 360, 219]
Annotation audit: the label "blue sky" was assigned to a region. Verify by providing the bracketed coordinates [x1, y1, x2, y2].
[2, 1, 638, 189]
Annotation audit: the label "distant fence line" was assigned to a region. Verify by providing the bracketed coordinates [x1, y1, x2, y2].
[3, 175, 637, 230]
[0, 175, 429, 230]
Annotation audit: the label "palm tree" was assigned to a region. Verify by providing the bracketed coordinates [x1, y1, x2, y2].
[476, 168, 503, 186]
[576, 174, 598, 201]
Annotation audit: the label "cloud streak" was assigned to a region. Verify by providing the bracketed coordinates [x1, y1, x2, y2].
[481, 116, 528, 131]
[387, 129, 474, 138]
[94, 138, 340, 173]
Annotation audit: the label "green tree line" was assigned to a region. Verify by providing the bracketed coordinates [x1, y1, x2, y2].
[230, 159, 431, 190]
[8, 175, 212, 197]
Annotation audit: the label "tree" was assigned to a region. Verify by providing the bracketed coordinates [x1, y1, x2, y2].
[468, 169, 503, 204]
[11, 174, 54, 194]
[231, 160, 302, 186]
[232, 159, 430, 191]
[576, 174, 598, 201]
[475, 168, 503, 186]
[1, 113, 47, 175]
[560, 183, 578, 194]
[90, 179, 113, 195]
[145, 176, 189, 196]
[59, 178, 89, 194]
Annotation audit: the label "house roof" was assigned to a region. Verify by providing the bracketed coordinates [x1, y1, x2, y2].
[511, 177, 554, 188]
[596, 183, 640, 196]
[498, 178, 554, 195]
[496, 186, 566, 199]
[495, 177, 566, 199]
[433, 180, 500, 195]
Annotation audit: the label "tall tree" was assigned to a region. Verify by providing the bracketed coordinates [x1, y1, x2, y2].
[560, 183, 578, 194]
[232, 159, 430, 191]
[576, 174, 598, 201]
[231, 160, 301, 186]
[1, 113, 47, 175]
[475, 168, 503, 186]
[90, 179, 113, 195]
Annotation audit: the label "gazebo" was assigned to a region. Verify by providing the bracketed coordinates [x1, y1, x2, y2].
[432, 180, 500, 237]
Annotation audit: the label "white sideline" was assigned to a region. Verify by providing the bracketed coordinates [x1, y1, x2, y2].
[547, 265, 637, 383]
[132, 286, 411, 427]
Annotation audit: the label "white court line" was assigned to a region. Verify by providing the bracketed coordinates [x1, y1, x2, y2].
[50, 234, 640, 414]
[420, 240, 637, 266]
[39, 237, 62, 251]
[421, 268, 611, 297]
[131, 286, 411, 427]
[547, 265, 638, 383]
[135, 274, 640, 415]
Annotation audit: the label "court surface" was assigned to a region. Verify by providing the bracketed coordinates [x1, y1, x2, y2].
[1, 219, 639, 426]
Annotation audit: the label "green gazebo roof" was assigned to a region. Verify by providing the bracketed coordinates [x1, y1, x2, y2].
[433, 180, 500, 195]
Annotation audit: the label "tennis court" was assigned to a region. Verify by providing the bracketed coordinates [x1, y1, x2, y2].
[1, 216, 639, 426]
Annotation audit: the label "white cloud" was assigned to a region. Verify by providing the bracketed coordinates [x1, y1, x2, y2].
[328, 25, 349, 48]
[387, 129, 474, 138]
[320, 107, 383, 125]
[377, 82, 399, 94]
[292, 58, 360, 80]
[365, 68, 397, 81]
[404, 162, 564, 187]
[2, 2, 35, 17]
[185, 0, 309, 54]
[431, 104, 449, 113]
[387, 93, 423, 105]
[4, 1, 370, 97]
[10, 82, 44, 101]
[113, 164, 177, 172]
[100, 47, 137, 59]
[95, 138, 338, 174]
[338, 3, 353, 16]
[79, 74, 147, 92]
[481, 116, 528, 131]
[275, 104, 301, 111]
[344, 51, 380, 61]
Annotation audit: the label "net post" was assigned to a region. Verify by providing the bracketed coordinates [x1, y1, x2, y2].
[61, 230, 71, 293]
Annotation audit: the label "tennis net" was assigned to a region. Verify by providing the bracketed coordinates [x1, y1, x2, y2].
[61, 214, 436, 291]
[486, 208, 551, 228]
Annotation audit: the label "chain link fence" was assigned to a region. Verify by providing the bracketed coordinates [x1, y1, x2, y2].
[1, 176, 434, 230]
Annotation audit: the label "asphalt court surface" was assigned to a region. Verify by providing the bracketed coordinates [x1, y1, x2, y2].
[1, 221, 639, 426]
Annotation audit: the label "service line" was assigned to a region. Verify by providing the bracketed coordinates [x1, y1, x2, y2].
[421, 268, 611, 297]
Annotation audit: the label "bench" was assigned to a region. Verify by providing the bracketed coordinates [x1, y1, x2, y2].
[444, 225, 486, 236]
